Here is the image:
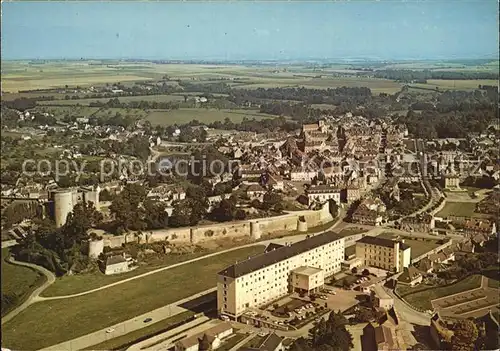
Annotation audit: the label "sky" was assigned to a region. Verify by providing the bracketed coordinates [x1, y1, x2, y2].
[2, 1, 498, 61]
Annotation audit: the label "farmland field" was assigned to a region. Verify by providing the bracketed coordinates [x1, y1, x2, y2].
[145, 108, 276, 125]
[411, 79, 498, 91]
[1, 245, 264, 350]
[2, 61, 498, 95]
[38, 94, 185, 106]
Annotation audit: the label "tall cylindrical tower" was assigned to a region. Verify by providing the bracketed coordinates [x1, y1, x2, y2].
[52, 189, 74, 228]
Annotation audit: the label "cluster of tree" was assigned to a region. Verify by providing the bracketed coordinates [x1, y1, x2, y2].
[1, 201, 43, 230]
[250, 192, 285, 212]
[437, 252, 498, 281]
[109, 183, 169, 233]
[207, 116, 301, 133]
[169, 185, 209, 227]
[230, 86, 372, 105]
[398, 104, 497, 139]
[2, 98, 37, 111]
[179, 81, 232, 94]
[11, 201, 103, 275]
[290, 311, 353, 351]
[210, 196, 246, 222]
[368, 69, 499, 82]
[99, 135, 151, 160]
[88, 97, 181, 110]
[188, 146, 230, 184]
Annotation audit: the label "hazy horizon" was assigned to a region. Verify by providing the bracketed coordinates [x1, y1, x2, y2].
[2, 1, 498, 61]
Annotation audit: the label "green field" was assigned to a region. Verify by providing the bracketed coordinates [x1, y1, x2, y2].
[399, 275, 483, 310]
[2, 245, 264, 350]
[38, 94, 185, 106]
[42, 249, 220, 297]
[436, 201, 490, 218]
[3, 61, 497, 96]
[411, 79, 498, 91]
[145, 108, 276, 125]
[1, 249, 45, 317]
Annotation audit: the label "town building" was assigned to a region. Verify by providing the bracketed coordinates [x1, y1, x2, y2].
[175, 322, 233, 351]
[397, 266, 422, 286]
[216, 231, 344, 321]
[240, 333, 284, 351]
[246, 184, 267, 200]
[462, 218, 496, 237]
[306, 184, 341, 205]
[351, 197, 387, 226]
[100, 253, 135, 275]
[290, 266, 324, 295]
[355, 236, 411, 273]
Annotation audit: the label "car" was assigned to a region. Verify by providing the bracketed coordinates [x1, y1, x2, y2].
[143, 318, 152, 323]
[106, 328, 115, 333]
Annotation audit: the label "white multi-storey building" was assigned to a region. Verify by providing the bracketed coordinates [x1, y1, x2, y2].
[217, 231, 344, 321]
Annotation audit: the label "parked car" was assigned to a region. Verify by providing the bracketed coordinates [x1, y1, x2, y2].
[143, 318, 152, 323]
[106, 328, 115, 333]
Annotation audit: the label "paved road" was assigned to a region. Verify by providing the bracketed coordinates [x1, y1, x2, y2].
[1, 257, 55, 325]
[40, 288, 216, 351]
[131, 316, 214, 351]
[383, 287, 431, 326]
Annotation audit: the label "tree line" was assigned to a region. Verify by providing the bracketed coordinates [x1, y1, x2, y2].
[366, 69, 499, 82]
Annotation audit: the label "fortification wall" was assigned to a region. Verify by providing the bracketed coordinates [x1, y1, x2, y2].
[190, 221, 250, 243]
[99, 201, 333, 249]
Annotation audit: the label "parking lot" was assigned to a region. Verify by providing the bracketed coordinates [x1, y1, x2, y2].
[239, 287, 361, 331]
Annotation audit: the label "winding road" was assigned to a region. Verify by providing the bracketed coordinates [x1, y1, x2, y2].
[1, 257, 56, 325]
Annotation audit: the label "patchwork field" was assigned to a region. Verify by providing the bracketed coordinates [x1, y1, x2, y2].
[1, 245, 264, 350]
[3, 61, 497, 96]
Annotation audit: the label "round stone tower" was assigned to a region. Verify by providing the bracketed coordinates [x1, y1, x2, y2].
[250, 221, 262, 240]
[52, 189, 74, 228]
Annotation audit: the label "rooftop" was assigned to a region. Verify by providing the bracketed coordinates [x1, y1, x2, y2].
[357, 236, 410, 250]
[292, 266, 323, 276]
[218, 231, 343, 278]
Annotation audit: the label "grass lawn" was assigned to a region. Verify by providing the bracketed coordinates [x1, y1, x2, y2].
[145, 108, 275, 125]
[1, 248, 46, 317]
[42, 250, 215, 297]
[84, 311, 195, 351]
[1, 245, 264, 350]
[401, 275, 482, 310]
[488, 278, 499, 289]
[436, 202, 489, 218]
